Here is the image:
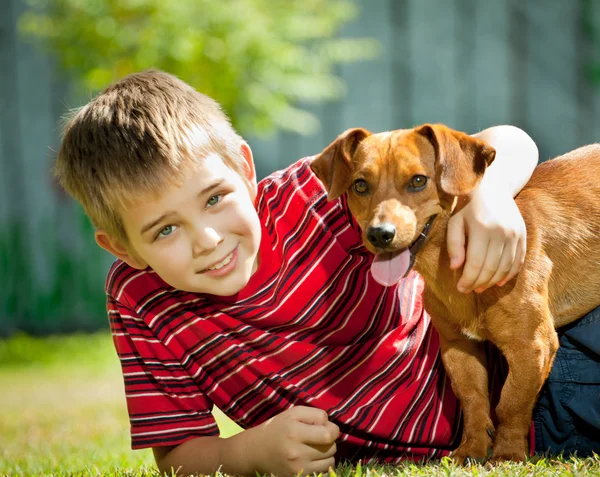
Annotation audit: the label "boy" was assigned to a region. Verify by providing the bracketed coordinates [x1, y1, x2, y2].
[55, 70, 598, 476]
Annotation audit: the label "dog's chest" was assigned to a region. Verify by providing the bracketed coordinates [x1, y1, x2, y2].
[460, 327, 485, 341]
[423, 283, 485, 340]
[444, 301, 486, 341]
[417, 234, 487, 340]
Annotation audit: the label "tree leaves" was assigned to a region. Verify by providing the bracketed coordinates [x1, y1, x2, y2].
[19, 0, 379, 136]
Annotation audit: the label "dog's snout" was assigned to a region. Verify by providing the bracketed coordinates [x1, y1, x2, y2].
[366, 223, 396, 248]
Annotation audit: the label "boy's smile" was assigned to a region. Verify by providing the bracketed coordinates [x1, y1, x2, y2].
[199, 246, 237, 274]
[103, 150, 261, 296]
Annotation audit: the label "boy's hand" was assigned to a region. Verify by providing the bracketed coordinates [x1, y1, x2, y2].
[447, 185, 526, 293]
[252, 406, 339, 477]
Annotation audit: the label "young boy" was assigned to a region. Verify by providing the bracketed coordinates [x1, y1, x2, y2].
[55, 70, 598, 476]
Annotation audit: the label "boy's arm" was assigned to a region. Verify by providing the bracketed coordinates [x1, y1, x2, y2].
[107, 285, 336, 476]
[154, 406, 339, 477]
[447, 125, 538, 293]
[472, 125, 539, 198]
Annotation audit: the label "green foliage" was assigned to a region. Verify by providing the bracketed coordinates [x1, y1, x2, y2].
[581, 0, 600, 86]
[19, 0, 379, 136]
[0, 217, 108, 336]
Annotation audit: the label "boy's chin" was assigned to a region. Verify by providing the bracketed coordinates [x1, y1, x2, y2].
[185, 271, 254, 296]
[205, 280, 247, 296]
[172, 282, 244, 296]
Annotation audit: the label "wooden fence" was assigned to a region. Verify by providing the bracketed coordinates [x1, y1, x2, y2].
[1, 0, 599, 333]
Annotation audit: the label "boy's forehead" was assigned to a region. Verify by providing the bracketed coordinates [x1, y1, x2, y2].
[119, 152, 235, 210]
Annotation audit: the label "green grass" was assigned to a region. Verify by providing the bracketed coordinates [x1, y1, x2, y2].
[0, 333, 598, 476]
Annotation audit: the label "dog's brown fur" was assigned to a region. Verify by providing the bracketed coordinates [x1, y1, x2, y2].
[310, 124, 600, 463]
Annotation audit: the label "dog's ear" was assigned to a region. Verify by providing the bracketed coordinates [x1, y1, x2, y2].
[415, 124, 496, 196]
[311, 128, 371, 200]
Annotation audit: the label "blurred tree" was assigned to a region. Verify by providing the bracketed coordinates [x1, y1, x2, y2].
[19, 0, 378, 136]
[582, 0, 600, 86]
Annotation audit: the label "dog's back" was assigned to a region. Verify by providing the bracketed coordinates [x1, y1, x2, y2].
[516, 144, 600, 326]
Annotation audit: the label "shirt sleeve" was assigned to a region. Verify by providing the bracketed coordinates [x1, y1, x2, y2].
[107, 294, 219, 449]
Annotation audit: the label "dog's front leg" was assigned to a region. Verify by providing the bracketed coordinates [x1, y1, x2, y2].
[429, 313, 494, 464]
[487, 309, 559, 462]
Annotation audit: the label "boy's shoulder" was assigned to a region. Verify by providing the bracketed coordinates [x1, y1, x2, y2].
[105, 259, 212, 317]
[257, 156, 318, 197]
[105, 259, 175, 309]
[255, 156, 332, 217]
[255, 154, 362, 248]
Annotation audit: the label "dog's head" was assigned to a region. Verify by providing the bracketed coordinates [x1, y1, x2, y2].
[310, 124, 496, 285]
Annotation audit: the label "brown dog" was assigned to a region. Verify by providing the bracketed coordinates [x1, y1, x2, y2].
[310, 124, 600, 463]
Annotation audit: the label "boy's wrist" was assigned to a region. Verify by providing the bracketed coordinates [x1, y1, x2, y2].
[467, 175, 512, 203]
[155, 431, 263, 477]
[224, 425, 265, 474]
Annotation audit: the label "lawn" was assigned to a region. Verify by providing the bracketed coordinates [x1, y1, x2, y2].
[0, 332, 598, 477]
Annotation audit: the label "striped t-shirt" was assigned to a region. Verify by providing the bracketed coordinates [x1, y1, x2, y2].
[106, 157, 468, 462]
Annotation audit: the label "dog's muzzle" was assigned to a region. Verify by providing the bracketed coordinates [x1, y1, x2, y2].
[368, 215, 437, 286]
[367, 215, 437, 257]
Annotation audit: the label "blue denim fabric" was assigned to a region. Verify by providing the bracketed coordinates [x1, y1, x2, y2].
[533, 305, 600, 457]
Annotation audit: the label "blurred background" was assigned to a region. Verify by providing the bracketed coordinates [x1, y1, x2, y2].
[2, 1, 600, 474]
[1, 0, 600, 336]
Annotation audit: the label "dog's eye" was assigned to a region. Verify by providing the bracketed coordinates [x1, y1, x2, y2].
[353, 179, 369, 195]
[409, 175, 428, 191]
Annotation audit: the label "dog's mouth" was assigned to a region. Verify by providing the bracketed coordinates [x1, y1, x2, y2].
[371, 249, 412, 286]
[370, 215, 437, 287]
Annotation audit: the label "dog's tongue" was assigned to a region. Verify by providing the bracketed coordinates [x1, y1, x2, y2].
[371, 249, 411, 287]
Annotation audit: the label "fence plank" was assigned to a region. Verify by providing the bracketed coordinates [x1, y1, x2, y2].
[522, 0, 580, 160]
[12, 0, 57, 291]
[473, 0, 512, 132]
[389, 0, 413, 129]
[337, 0, 394, 133]
[584, 0, 600, 147]
[408, 0, 460, 126]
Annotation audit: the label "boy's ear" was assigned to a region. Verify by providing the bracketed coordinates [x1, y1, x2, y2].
[95, 230, 147, 270]
[240, 142, 258, 197]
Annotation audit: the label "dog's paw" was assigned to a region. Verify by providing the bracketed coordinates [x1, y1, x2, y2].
[491, 439, 528, 463]
[450, 431, 494, 465]
[451, 449, 489, 466]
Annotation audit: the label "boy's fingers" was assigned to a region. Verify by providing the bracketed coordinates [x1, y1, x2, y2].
[446, 216, 466, 269]
[308, 440, 337, 458]
[302, 457, 336, 476]
[297, 421, 339, 446]
[326, 420, 340, 441]
[470, 238, 505, 291]
[484, 240, 516, 290]
[502, 234, 526, 285]
[457, 236, 490, 292]
[291, 406, 329, 426]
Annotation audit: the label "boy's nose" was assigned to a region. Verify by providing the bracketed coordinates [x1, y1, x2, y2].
[191, 227, 221, 257]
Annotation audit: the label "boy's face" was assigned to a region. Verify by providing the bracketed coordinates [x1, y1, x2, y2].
[99, 148, 261, 296]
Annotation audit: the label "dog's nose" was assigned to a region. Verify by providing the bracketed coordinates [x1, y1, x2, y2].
[366, 223, 396, 248]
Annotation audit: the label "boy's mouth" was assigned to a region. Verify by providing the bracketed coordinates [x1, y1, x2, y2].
[199, 246, 237, 273]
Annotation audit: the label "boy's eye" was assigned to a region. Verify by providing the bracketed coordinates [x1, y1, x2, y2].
[207, 194, 222, 207]
[157, 225, 177, 239]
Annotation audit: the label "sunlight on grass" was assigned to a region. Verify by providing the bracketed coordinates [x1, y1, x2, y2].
[0, 332, 240, 476]
[0, 332, 598, 476]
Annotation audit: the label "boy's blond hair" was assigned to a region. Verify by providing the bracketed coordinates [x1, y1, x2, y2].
[55, 69, 247, 245]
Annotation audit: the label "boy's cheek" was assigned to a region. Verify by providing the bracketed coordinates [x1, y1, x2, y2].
[246, 180, 258, 201]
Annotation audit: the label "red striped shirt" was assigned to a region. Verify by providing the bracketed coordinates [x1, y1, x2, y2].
[106, 157, 472, 462]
